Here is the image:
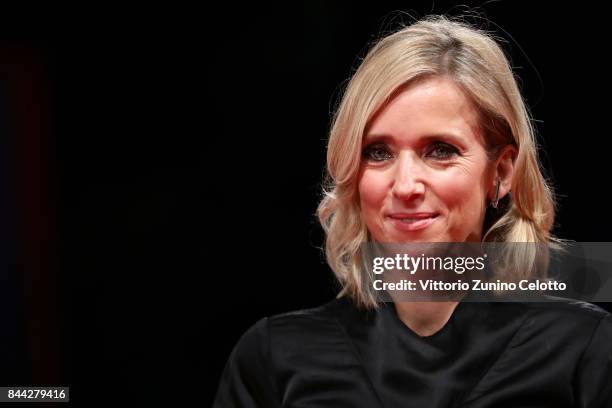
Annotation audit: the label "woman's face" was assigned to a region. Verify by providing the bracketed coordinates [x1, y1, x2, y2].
[358, 76, 495, 243]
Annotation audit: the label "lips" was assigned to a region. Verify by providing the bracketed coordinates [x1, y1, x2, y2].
[387, 212, 439, 231]
[388, 212, 438, 221]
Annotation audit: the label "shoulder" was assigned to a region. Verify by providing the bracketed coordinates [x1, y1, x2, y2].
[240, 297, 364, 369]
[534, 297, 612, 344]
[232, 296, 354, 352]
[267, 296, 351, 325]
[521, 298, 612, 404]
[509, 296, 611, 350]
[214, 315, 281, 406]
[265, 297, 355, 343]
[522, 296, 610, 324]
[213, 299, 351, 408]
[221, 297, 359, 391]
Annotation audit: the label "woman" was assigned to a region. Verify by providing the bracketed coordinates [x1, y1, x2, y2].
[213, 16, 612, 407]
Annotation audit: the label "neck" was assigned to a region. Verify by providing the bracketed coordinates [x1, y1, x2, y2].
[393, 301, 459, 337]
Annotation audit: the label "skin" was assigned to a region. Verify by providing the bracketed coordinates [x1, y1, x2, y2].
[358, 76, 515, 336]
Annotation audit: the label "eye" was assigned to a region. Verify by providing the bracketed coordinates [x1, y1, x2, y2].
[362, 143, 393, 162]
[427, 142, 460, 160]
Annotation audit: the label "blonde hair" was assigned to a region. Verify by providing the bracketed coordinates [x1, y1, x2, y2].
[317, 15, 559, 309]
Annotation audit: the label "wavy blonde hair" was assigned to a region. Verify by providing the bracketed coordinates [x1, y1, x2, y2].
[317, 16, 559, 309]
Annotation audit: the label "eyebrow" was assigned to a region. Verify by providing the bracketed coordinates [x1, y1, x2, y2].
[363, 132, 468, 147]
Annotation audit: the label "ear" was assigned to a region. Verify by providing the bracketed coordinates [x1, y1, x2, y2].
[490, 145, 516, 202]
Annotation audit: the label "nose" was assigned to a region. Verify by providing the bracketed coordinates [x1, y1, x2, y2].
[391, 151, 426, 200]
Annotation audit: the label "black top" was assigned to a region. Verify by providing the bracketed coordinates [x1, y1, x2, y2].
[213, 294, 612, 407]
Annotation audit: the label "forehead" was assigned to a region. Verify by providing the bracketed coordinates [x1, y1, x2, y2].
[365, 77, 483, 144]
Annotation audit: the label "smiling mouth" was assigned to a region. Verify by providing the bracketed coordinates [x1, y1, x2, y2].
[387, 214, 439, 231]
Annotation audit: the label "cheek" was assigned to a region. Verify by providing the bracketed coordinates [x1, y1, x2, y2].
[436, 169, 487, 216]
[358, 169, 390, 238]
[358, 169, 389, 212]
[439, 175, 476, 203]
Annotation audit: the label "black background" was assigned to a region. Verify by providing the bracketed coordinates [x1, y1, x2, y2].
[3, 2, 611, 406]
